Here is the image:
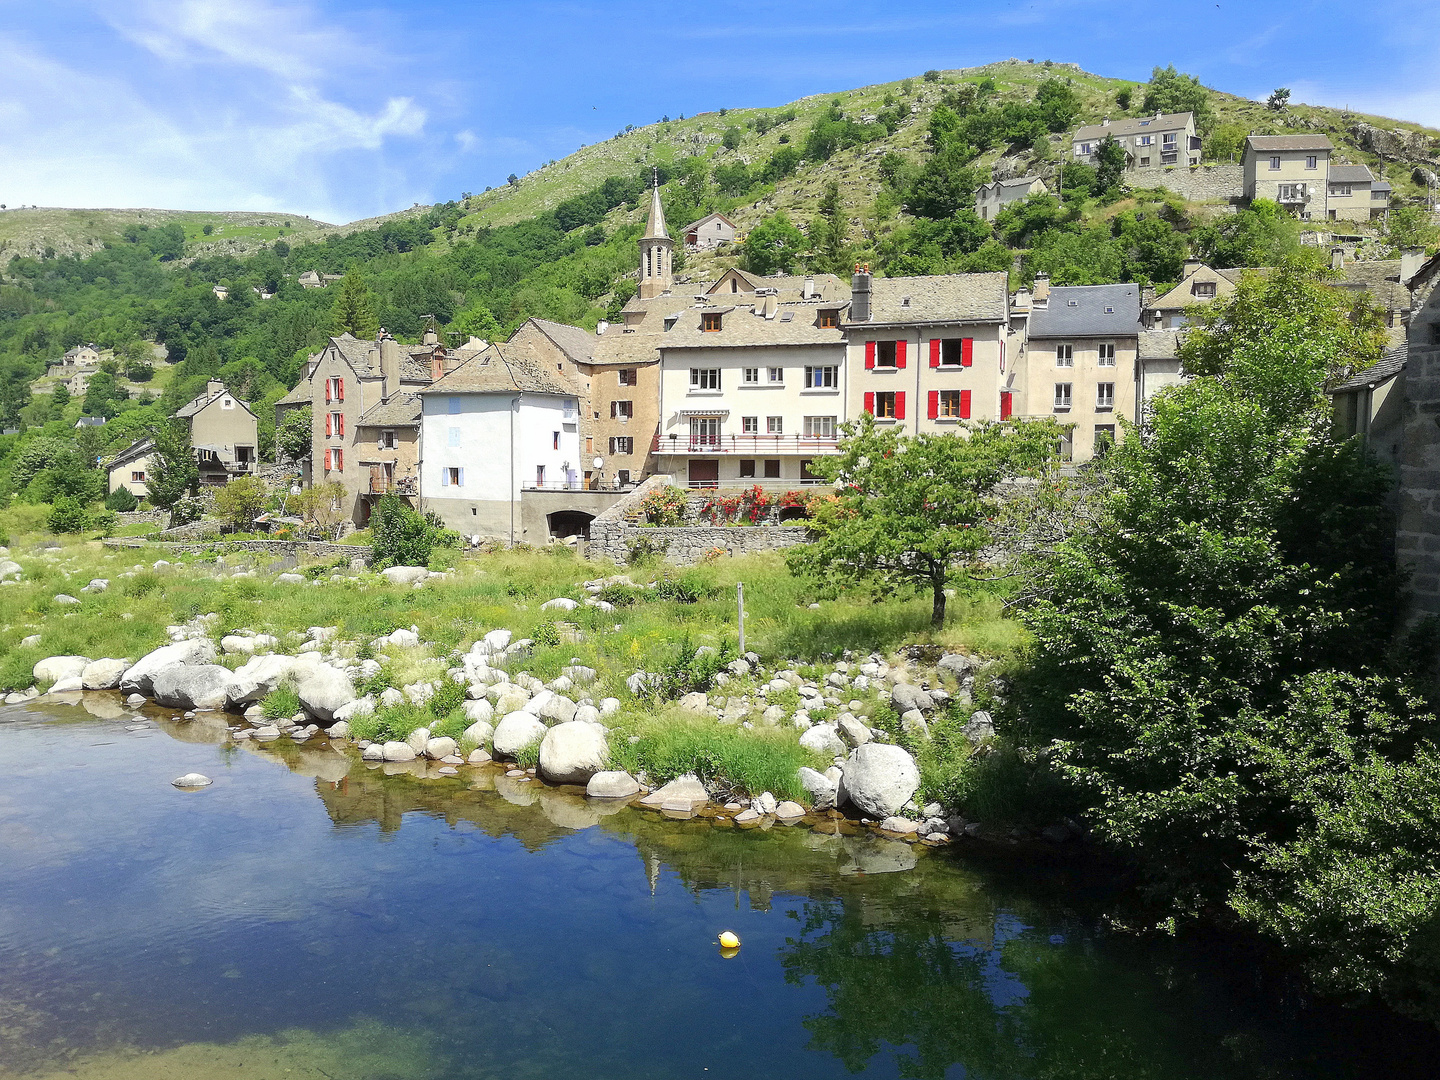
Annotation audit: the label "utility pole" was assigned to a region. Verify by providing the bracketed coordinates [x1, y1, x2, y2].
[737, 582, 746, 655]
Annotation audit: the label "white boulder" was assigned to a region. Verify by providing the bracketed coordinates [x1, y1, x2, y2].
[33, 656, 90, 684]
[586, 771, 641, 799]
[842, 744, 921, 819]
[492, 711, 548, 759]
[538, 720, 609, 785]
[294, 664, 355, 722]
[151, 664, 237, 711]
[799, 724, 846, 758]
[81, 658, 131, 690]
[380, 566, 430, 586]
[540, 597, 578, 612]
[121, 639, 217, 696]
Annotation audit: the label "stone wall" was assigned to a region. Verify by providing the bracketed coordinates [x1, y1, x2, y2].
[1126, 163, 1243, 203]
[588, 474, 815, 566]
[1397, 342, 1440, 619]
[115, 510, 167, 526]
[102, 537, 370, 564]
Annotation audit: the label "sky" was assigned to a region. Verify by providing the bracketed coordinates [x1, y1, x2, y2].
[1, 0, 1436, 225]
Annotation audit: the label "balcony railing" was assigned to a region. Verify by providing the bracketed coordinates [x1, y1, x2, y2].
[652, 433, 841, 455]
[367, 476, 417, 495]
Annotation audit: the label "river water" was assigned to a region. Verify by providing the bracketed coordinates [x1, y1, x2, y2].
[2, 699, 1437, 1080]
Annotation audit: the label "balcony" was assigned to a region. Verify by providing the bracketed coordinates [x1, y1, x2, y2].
[652, 433, 841, 455]
[367, 476, 417, 496]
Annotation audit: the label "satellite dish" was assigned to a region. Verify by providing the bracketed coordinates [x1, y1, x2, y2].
[592, 456, 604, 470]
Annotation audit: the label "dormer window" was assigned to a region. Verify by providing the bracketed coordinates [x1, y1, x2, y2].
[901, 296, 911, 307]
[1193, 281, 1216, 298]
[702, 312, 723, 332]
[817, 309, 838, 329]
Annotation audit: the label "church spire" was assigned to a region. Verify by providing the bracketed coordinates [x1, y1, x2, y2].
[637, 167, 674, 299]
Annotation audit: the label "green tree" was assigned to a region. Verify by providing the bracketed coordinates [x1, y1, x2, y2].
[1141, 64, 1214, 132]
[1015, 263, 1406, 972]
[1112, 209, 1188, 284]
[1190, 198, 1301, 268]
[1025, 226, 1123, 285]
[371, 493, 447, 567]
[211, 475, 267, 531]
[276, 405, 312, 463]
[82, 370, 126, 418]
[50, 382, 71, 418]
[1035, 78, 1081, 132]
[722, 126, 742, 150]
[451, 301, 503, 342]
[48, 495, 88, 533]
[1093, 135, 1128, 193]
[1385, 205, 1437, 253]
[1202, 122, 1248, 162]
[104, 485, 138, 511]
[743, 212, 805, 275]
[329, 271, 380, 339]
[809, 181, 852, 274]
[1266, 87, 1291, 111]
[146, 420, 198, 510]
[905, 143, 980, 220]
[789, 415, 1060, 627]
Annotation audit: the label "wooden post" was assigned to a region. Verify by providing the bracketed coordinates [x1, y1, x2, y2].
[737, 582, 746, 656]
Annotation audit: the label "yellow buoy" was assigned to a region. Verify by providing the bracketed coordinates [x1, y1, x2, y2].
[718, 931, 740, 950]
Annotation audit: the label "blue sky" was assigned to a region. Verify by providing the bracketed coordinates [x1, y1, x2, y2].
[1, 0, 1436, 224]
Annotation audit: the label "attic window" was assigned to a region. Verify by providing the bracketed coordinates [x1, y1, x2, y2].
[1067, 300, 1079, 307]
[222, 397, 235, 409]
[901, 296, 911, 307]
[780, 311, 794, 322]
[817, 309, 838, 329]
[702, 312, 723, 332]
[1104, 306, 1115, 314]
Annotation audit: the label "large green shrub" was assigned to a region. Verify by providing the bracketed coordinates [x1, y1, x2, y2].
[47, 496, 88, 533]
[370, 494, 453, 568]
[104, 486, 138, 512]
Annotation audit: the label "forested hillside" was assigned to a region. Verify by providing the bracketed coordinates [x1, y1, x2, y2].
[1, 60, 1438, 507]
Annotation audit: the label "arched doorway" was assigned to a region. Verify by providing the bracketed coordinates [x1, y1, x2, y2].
[547, 510, 595, 540]
[777, 506, 808, 524]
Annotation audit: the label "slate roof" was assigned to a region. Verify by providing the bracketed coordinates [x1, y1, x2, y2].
[420, 343, 577, 397]
[641, 180, 669, 241]
[276, 380, 312, 406]
[1373, 180, 1394, 193]
[326, 333, 380, 376]
[358, 394, 423, 426]
[1029, 284, 1144, 338]
[859, 272, 1009, 326]
[1336, 259, 1408, 310]
[1073, 112, 1192, 143]
[527, 318, 597, 364]
[1150, 264, 1252, 310]
[682, 212, 737, 233]
[701, 270, 849, 304]
[106, 438, 154, 469]
[176, 383, 252, 419]
[1328, 344, 1407, 393]
[982, 176, 1046, 193]
[1138, 330, 1184, 361]
[1245, 134, 1334, 152]
[659, 304, 846, 350]
[1329, 164, 1375, 184]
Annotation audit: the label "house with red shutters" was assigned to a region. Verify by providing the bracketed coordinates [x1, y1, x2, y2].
[843, 269, 1012, 434]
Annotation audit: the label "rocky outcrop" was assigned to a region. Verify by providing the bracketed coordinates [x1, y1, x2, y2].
[121, 640, 217, 696]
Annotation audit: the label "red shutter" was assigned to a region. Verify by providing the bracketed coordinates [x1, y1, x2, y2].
[962, 338, 974, 367]
[929, 339, 941, 367]
[339, 412, 345, 437]
[325, 379, 332, 404]
[895, 340, 907, 369]
[1000, 392, 1012, 420]
[864, 341, 876, 370]
[863, 392, 875, 415]
[927, 390, 939, 419]
[324, 448, 332, 471]
[895, 391, 906, 420]
[338, 378, 345, 402]
[335, 449, 343, 471]
[325, 412, 332, 437]
[960, 389, 971, 419]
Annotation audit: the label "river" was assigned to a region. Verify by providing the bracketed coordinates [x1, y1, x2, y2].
[2, 699, 1437, 1079]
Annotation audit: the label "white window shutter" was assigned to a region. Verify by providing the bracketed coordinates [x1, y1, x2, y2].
[441, 469, 449, 487]
[458, 468, 465, 487]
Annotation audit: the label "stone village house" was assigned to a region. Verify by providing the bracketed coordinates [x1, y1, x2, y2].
[176, 379, 259, 485]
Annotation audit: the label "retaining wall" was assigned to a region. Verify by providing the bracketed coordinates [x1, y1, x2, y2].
[114, 510, 167, 526]
[102, 537, 370, 563]
[588, 475, 814, 565]
[1126, 163, 1243, 203]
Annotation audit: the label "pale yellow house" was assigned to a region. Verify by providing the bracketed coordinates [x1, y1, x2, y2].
[106, 439, 154, 498]
[1072, 112, 1199, 169]
[1243, 135, 1332, 220]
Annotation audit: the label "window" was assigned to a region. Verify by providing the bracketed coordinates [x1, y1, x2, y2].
[690, 368, 720, 390]
[1139, 156, 1151, 167]
[939, 390, 963, 418]
[690, 416, 720, 447]
[1098, 343, 1116, 367]
[818, 309, 839, 329]
[1306, 155, 1317, 170]
[702, 312, 723, 332]
[876, 340, 898, 367]
[536, 465, 545, 485]
[381, 429, 397, 449]
[874, 391, 897, 419]
[618, 369, 637, 386]
[608, 436, 634, 455]
[739, 459, 756, 478]
[741, 416, 759, 434]
[764, 459, 781, 478]
[1278, 183, 1303, 201]
[447, 396, 461, 414]
[617, 469, 631, 485]
[448, 426, 460, 447]
[221, 397, 235, 410]
[332, 449, 343, 472]
[743, 367, 759, 384]
[325, 377, 345, 403]
[1269, 155, 1281, 171]
[940, 338, 969, 367]
[552, 431, 560, 450]
[1162, 132, 1176, 145]
[1094, 425, 1116, 455]
[1097, 382, 1115, 409]
[131, 470, 145, 483]
[611, 400, 633, 421]
[1080, 142, 1092, 154]
[768, 366, 783, 383]
[447, 466, 461, 486]
[1138, 134, 1152, 146]
[1193, 281, 1216, 298]
[803, 416, 836, 438]
[1054, 383, 1072, 410]
[1331, 184, 1352, 197]
[1056, 343, 1073, 368]
[767, 416, 784, 435]
[328, 411, 343, 437]
[804, 365, 838, 388]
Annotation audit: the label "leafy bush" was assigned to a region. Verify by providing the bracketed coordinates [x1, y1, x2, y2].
[371, 494, 454, 568]
[169, 496, 205, 527]
[88, 510, 117, 536]
[625, 536, 667, 566]
[104, 486, 139, 512]
[428, 678, 466, 718]
[653, 570, 716, 604]
[638, 485, 687, 526]
[47, 496, 88, 534]
[595, 583, 642, 607]
[532, 621, 562, 648]
[647, 635, 736, 701]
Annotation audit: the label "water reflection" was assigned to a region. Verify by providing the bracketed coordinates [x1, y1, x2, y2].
[2, 700, 1438, 1080]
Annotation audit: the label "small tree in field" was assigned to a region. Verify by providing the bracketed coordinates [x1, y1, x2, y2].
[789, 415, 1061, 627]
[276, 406, 312, 463]
[212, 475, 268, 532]
[292, 481, 349, 539]
[146, 420, 198, 510]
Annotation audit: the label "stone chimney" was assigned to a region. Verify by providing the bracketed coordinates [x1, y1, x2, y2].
[207, 379, 225, 398]
[1183, 258, 1203, 278]
[379, 328, 400, 401]
[1032, 273, 1050, 307]
[850, 266, 872, 322]
[1101, 117, 1109, 127]
[423, 326, 439, 346]
[803, 274, 815, 300]
[1401, 249, 1425, 285]
[1331, 246, 1347, 271]
[596, 320, 609, 336]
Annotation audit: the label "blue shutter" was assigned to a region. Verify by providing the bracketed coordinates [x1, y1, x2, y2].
[441, 468, 449, 487]
[458, 468, 465, 488]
